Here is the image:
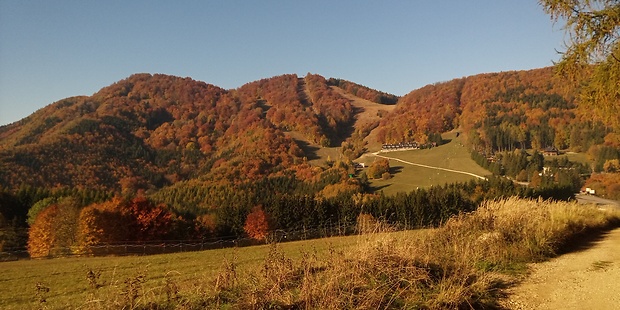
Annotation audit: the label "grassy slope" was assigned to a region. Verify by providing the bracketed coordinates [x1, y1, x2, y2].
[291, 127, 493, 194]
[0, 233, 372, 309]
[363, 132, 492, 195]
[546, 151, 590, 164]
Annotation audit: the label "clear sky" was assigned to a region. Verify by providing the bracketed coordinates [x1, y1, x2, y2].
[0, 1, 566, 126]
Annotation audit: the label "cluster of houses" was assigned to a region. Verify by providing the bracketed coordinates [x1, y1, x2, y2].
[482, 146, 561, 162]
[381, 141, 437, 152]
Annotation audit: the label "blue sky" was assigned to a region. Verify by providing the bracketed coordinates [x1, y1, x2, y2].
[0, 1, 565, 126]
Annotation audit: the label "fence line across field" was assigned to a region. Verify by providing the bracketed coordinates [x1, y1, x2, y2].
[0, 221, 413, 261]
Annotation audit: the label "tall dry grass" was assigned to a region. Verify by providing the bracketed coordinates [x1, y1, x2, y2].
[208, 197, 620, 309]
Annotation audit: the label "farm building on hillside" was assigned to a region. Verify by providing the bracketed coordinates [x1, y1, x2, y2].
[542, 146, 560, 156]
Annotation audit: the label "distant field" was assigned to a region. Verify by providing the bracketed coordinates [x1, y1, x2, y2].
[287, 129, 492, 195]
[546, 151, 590, 164]
[362, 132, 491, 195]
[0, 232, 421, 309]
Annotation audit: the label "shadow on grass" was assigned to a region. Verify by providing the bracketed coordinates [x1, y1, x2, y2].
[555, 223, 620, 256]
[390, 166, 404, 175]
[369, 184, 391, 192]
[293, 138, 321, 161]
[440, 138, 452, 145]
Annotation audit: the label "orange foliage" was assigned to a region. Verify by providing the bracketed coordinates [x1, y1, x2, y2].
[604, 133, 620, 148]
[77, 196, 176, 253]
[27, 205, 59, 258]
[367, 159, 390, 179]
[27, 199, 80, 258]
[77, 198, 132, 251]
[378, 79, 463, 144]
[328, 78, 398, 104]
[0, 68, 588, 195]
[0, 73, 313, 191]
[318, 180, 362, 199]
[244, 205, 270, 241]
[305, 73, 353, 136]
[127, 196, 175, 241]
[584, 173, 620, 200]
[236, 74, 324, 143]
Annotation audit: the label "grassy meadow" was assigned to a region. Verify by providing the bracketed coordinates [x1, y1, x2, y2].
[289, 129, 492, 195]
[545, 151, 590, 165]
[365, 132, 492, 195]
[2, 198, 619, 309]
[0, 233, 364, 309]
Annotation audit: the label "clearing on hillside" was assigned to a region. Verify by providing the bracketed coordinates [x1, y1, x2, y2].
[361, 132, 492, 195]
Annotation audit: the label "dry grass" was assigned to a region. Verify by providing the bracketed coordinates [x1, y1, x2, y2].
[211, 197, 620, 309]
[201, 198, 620, 309]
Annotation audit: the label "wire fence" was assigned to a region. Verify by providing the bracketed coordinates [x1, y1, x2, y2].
[1, 222, 407, 262]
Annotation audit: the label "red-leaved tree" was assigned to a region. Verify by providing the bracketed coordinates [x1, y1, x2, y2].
[243, 205, 270, 241]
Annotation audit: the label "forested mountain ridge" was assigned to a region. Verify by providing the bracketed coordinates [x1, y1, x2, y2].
[1, 67, 617, 195]
[0, 73, 395, 192]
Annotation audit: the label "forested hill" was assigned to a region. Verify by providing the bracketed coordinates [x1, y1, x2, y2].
[0, 73, 396, 192]
[376, 67, 617, 154]
[1, 67, 616, 193]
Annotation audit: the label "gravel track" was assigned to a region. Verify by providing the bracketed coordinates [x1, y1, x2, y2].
[502, 228, 620, 309]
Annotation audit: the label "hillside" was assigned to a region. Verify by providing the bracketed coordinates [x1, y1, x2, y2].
[364, 132, 492, 195]
[0, 73, 395, 192]
[376, 67, 619, 152]
[2, 67, 619, 195]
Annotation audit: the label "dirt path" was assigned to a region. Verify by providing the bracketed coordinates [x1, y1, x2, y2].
[502, 228, 620, 309]
[575, 194, 620, 209]
[372, 152, 488, 180]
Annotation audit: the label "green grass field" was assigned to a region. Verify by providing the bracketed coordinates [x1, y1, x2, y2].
[546, 151, 590, 164]
[364, 132, 492, 195]
[0, 232, 416, 309]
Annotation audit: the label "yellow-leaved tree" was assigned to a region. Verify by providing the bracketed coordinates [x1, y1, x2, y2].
[77, 197, 132, 254]
[27, 205, 58, 258]
[540, 0, 620, 129]
[27, 198, 80, 258]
